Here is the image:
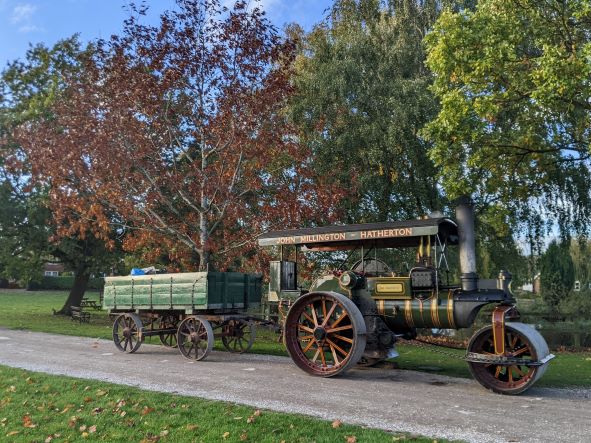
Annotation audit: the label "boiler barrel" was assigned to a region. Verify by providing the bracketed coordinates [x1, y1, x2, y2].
[375, 291, 488, 330]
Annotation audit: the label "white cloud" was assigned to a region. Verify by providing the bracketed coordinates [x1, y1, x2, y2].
[11, 3, 37, 24]
[222, 0, 281, 14]
[18, 24, 42, 33]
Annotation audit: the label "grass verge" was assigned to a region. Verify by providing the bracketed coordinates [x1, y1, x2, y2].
[0, 365, 440, 443]
[0, 290, 589, 388]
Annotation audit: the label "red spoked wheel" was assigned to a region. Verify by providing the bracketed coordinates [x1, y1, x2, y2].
[177, 316, 214, 361]
[221, 319, 256, 354]
[112, 313, 144, 353]
[467, 322, 550, 395]
[158, 314, 179, 348]
[284, 291, 366, 377]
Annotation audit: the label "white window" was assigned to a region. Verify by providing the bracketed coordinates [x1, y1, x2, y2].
[44, 271, 59, 277]
[574, 280, 581, 291]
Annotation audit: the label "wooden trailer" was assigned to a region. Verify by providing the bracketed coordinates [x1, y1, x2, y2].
[103, 271, 262, 360]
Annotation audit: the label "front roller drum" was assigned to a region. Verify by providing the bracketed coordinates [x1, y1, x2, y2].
[112, 313, 144, 353]
[177, 316, 214, 361]
[467, 322, 550, 395]
[284, 291, 366, 377]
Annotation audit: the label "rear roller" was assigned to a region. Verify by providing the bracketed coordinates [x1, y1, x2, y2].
[112, 313, 144, 353]
[177, 316, 214, 361]
[284, 291, 366, 377]
[467, 322, 550, 395]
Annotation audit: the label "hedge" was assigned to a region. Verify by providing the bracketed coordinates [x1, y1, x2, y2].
[27, 276, 104, 291]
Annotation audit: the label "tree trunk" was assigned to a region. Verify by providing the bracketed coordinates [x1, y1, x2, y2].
[55, 272, 90, 316]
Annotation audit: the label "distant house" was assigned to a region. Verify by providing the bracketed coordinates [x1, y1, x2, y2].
[43, 263, 65, 277]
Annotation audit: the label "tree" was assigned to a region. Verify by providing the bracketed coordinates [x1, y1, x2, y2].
[424, 0, 591, 244]
[539, 240, 575, 311]
[16, 0, 340, 273]
[1, 37, 121, 314]
[290, 0, 450, 222]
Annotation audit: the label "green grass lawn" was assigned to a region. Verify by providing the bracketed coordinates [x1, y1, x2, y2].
[0, 365, 440, 443]
[0, 289, 589, 388]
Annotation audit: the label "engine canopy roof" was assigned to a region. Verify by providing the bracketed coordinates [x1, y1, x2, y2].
[258, 218, 458, 251]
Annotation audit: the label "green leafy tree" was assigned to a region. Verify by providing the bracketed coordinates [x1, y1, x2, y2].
[540, 240, 575, 311]
[424, 0, 591, 243]
[290, 0, 454, 222]
[0, 37, 121, 314]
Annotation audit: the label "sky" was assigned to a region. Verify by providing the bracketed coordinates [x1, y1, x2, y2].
[0, 0, 333, 68]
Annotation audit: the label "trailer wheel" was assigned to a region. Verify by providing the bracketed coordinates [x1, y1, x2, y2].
[285, 291, 366, 377]
[177, 316, 214, 361]
[158, 314, 179, 348]
[112, 313, 144, 353]
[221, 319, 256, 353]
[467, 322, 550, 395]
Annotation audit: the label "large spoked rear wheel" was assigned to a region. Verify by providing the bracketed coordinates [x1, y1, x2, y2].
[177, 316, 214, 361]
[112, 313, 144, 353]
[467, 322, 550, 395]
[285, 291, 366, 377]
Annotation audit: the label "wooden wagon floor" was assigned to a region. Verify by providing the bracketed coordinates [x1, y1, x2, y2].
[0, 328, 588, 443]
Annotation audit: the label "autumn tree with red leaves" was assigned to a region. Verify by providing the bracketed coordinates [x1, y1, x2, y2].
[18, 0, 342, 274]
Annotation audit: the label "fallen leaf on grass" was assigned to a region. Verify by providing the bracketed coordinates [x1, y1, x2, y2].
[233, 416, 243, 420]
[89, 425, 96, 434]
[96, 390, 107, 397]
[6, 430, 19, 436]
[159, 430, 169, 437]
[23, 415, 36, 428]
[141, 406, 155, 416]
[120, 411, 127, 417]
[92, 407, 103, 415]
[222, 431, 230, 439]
[253, 410, 261, 417]
[240, 432, 248, 441]
[84, 397, 93, 403]
[246, 416, 255, 424]
[186, 424, 199, 431]
[79, 425, 87, 432]
[332, 419, 342, 429]
[346, 436, 357, 443]
[116, 400, 126, 408]
[44, 436, 53, 443]
[81, 431, 89, 438]
[25, 377, 34, 385]
[68, 416, 78, 428]
[140, 436, 160, 443]
[7, 386, 16, 393]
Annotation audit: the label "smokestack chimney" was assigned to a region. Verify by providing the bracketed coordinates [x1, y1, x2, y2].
[455, 197, 478, 292]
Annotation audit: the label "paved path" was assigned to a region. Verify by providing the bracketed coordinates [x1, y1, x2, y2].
[0, 329, 588, 443]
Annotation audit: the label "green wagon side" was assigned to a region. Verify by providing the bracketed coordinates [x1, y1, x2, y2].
[103, 271, 263, 360]
[103, 271, 262, 313]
